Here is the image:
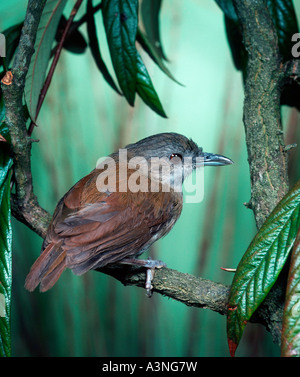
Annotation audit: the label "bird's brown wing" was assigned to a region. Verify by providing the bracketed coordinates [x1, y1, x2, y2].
[25, 169, 182, 292]
[53, 185, 181, 276]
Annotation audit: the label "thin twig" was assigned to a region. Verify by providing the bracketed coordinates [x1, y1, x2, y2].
[70, 0, 102, 32]
[28, 0, 84, 136]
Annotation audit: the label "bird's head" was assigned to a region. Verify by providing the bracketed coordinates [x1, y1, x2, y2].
[125, 132, 233, 189]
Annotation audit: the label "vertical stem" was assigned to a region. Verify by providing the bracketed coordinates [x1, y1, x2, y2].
[28, 0, 84, 135]
[233, 0, 289, 229]
[1, 0, 51, 238]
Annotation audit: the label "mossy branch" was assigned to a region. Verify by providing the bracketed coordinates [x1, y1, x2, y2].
[233, 0, 290, 229]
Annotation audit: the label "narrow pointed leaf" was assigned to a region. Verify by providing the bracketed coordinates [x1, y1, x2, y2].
[55, 15, 87, 55]
[215, 0, 299, 72]
[136, 53, 167, 118]
[141, 0, 168, 61]
[1, 23, 23, 67]
[0, 98, 10, 144]
[24, 0, 67, 121]
[214, 0, 238, 21]
[227, 180, 300, 356]
[87, 0, 121, 95]
[266, 0, 299, 62]
[102, 0, 138, 106]
[136, 28, 182, 86]
[0, 104, 13, 356]
[281, 228, 300, 356]
[0, 161, 12, 357]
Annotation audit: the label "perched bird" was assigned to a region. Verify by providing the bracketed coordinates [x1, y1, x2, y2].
[25, 132, 232, 295]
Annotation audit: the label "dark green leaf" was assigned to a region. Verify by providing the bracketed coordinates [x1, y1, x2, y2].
[266, 0, 299, 62]
[216, 0, 299, 72]
[87, 0, 122, 95]
[141, 0, 168, 61]
[214, 1, 244, 72]
[24, 0, 67, 121]
[281, 227, 300, 356]
[0, 96, 13, 357]
[227, 180, 300, 356]
[224, 16, 246, 73]
[136, 28, 182, 86]
[0, 151, 13, 357]
[281, 82, 300, 111]
[102, 0, 139, 106]
[0, 96, 5, 124]
[0, 96, 10, 145]
[1, 22, 23, 68]
[214, 0, 238, 22]
[55, 15, 87, 54]
[136, 53, 166, 118]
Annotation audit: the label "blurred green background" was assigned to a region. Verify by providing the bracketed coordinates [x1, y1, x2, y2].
[1, 0, 299, 356]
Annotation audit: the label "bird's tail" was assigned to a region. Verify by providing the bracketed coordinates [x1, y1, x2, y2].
[25, 242, 66, 292]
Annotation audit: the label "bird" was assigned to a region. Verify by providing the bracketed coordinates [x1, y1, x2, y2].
[25, 132, 233, 295]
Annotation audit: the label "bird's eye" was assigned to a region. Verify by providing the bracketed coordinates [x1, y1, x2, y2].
[169, 153, 183, 164]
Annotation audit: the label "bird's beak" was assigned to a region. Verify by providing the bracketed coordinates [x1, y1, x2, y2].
[200, 152, 233, 166]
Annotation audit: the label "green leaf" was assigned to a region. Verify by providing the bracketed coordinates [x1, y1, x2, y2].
[0, 151, 13, 357]
[102, 0, 139, 106]
[87, 0, 122, 95]
[214, 1, 245, 72]
[214, 0, 238, 22]
[224, 16, 246, 73]
[141, 0, 168, 61]
[136, 28, 182, 86]
[136, 53, 167, 118]
[1, 22, 23, 68]
[55, 15, 87, 55]
[0, 95, 5, 124]
[227, 180, 300, 356]
[216, 0, 299, 72]
[24, 0, 67, 122]
[281, 228, 300, 356]
[266, 0, 299, 62]
[0, 95, 13, 357]
[0, 97, 10, 144]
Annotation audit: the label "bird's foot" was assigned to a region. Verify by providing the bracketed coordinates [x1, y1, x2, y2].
[144, 258, 166, 297]
[120, 257, 166, 297]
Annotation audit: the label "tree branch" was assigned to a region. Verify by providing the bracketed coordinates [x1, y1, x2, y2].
[1, 0, 49, 238]
[98, 263, 284, 344]
[233, 0, 289, 229]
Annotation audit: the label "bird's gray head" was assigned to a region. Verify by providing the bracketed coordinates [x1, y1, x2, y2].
[125, 132, 233, 188]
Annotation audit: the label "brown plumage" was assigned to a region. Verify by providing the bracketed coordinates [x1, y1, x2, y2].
[25, 132, 232, 293]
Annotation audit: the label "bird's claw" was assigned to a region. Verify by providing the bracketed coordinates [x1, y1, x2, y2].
[144, 257, 167, 269]
[146, 268, 154, 297]
[145, 258, 167, 297]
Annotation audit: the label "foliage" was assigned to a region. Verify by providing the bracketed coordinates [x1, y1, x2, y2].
[0, 99, 13, 357]
[281, 228, 300, 356]
[216, 0, 300, 110]
[227, 180, 300, 356]
[216, 0, 300, 356]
